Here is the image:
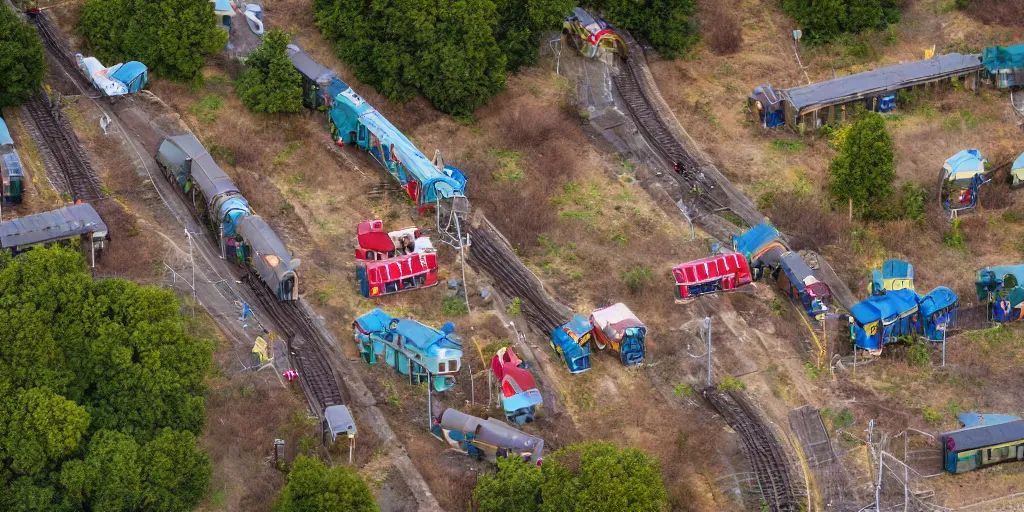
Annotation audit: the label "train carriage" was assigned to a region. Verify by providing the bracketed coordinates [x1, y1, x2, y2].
[976, 265, 1024, 322]
[733, 222, 788, 279]
[355, 219, 428, 260]
[850, 286, 958, 354]
[155, 135, 252, 248]
[562, 7, 626, 59]
[357, 253, 438, 298]
[774, 252, 832, 320]
[673, 253, 752, 301]
[589, 303, 646, 366]
[942, 415, 1024, 474]
[549, 315, 593, 374]
[237, 216, 300, 301]
[285, 44, 337, 110]
[431, 408, 544, 465]
[0, 118, 25, 205]
[352, 309, 463, 392]
[491, 347, 543, 424]
[0, 203, 109, 267]
[940, 149, 989, 217]
[919, 286, 958, 340]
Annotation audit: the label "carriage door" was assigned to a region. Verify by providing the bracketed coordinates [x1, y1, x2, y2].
[357, 125, 368, 149]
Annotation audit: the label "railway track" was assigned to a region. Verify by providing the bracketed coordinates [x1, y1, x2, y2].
[706, 389, 800, 512]
[468, 217, 573, 335]
[21, 91, 102, 202]
[245, 274, 344, 413]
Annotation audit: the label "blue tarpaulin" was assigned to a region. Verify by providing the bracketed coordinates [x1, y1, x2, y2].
[920, 287, 958, 318]
[733, 222, 787, 266]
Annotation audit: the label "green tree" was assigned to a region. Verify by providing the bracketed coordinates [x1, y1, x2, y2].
[599, 0, 699, 58]
[60, 430, 143, 512]
[0, 8, 46, 107]
[79, 0, 227, 82]
[782, 0, 900, 42]
[828, 111, 895, 218]
[140, 429, 212, 511]
[496, 0, 575, 72]
[474, 456, 543, 512]
[237, 29, 303, 113]
[540, 442, 668, 512]
[0, 387, 90, 477]
[273, 455, 379, 512]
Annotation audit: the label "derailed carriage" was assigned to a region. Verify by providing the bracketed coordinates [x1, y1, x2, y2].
[672, 253, 752, 301]
[431, 408, 544, 465]
[155, 134, 300, 301]
[940, 149, 989, 218]
[352, 309, 463, 392]
[850, 286, 958, 355]
[976, 265, 1024, 322]
[354, 220, 438, 298]
[562, 7, 627, 59]
[733, 222, 832, 319]
[0, 118, 25, 205]
[491, 347, 543, 424]
[285, 44, 468, 216]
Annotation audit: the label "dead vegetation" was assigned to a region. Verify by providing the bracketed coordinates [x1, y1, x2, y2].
[960, 0, 1024, 28]
[699, 0, 744, 55]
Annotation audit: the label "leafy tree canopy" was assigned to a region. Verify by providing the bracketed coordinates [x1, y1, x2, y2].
[594, 0, 699, 58]
[272, 455, 379, 512]
[828, 111, 896, 218]
[782, 0, 901, 42]
[0, 246, 213, 510]
[237, 29, 303, 113]
[473, 442, 669, 512]
[0, 7, 46, 108]
[79, 0, 227, 82]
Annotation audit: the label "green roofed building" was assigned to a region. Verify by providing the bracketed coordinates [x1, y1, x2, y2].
[982, 44, 1024, 88]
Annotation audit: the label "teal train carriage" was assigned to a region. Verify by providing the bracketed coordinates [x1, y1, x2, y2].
[0, 118, 25, 205]
[352, 309, 464, 392]
[942, 414, 1024, 474]
[976, 265, 1024, 322]
[285, 44, 467, 214]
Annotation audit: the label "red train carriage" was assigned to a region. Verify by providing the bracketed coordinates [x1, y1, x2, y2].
[356, 219, 424, 260]
[355, 220, 439, 297]
[673, 253, 752, 302]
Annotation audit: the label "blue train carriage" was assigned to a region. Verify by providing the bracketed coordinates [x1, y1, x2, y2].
[285, 44, 339, 111]
[940, 149, 989, 217]
[431, 408, 544, 465]
[733, 222, 788, 280]
[0, 118, 24, 205]
[351, 309, 463, 392]
[327, 87, 467, 213]
[867, 259, 914, 294]
[237, 216, 300, 301]
[976, 265, 1024, 322]
[155, 135, 252, 252]
[774, 252, 832, 320]
[550, 315, 593, 374]
[942, 414, 1024, 474]
[850, 287, 958, 355]
[1011, 152, 1024, 189]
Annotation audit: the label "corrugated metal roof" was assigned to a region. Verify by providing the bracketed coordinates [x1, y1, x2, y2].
[163, 135, 239, 202]
[285, 44, 337, 84]
[238, 215, 295, 281]
[943, 419, 1024, 453]
[784, 53, 983, 112]
[1, 203, 107, 248]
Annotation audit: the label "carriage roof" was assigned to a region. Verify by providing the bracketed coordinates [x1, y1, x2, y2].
[850, 288, 920, 326]
[919, 286, 958, 317]
[571, 7, 603, 34]
[354, 308, 460, 355]
[285, 44, 337, 84]
[942, 419, 1024, 453]
[2, 153, 24, 178]
[589, 303, 645, 335]
[673, 253, 748, 285]
[334, 88, 465, 199]
[734, 222, 788, 260]
[438, 408, 544, 457]
[1, 203, 107, 249]
[238, 215, 297, 281]
[0, 118, 13, 153]
[882, 259, 913, 280]
[160, 135, 240, 201]
[943, 149, 986, 182]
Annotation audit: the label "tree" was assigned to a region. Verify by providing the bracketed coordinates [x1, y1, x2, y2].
[0, 8, 46, 108]
[0, 387, 90, 477]
[599, 0, 699, 58]
[139, 429, 212, 511]
[237, 29, 303, 113]
[828, 111, 895, 218]
[474, 456, 543, 512]
[782, 0, 901, 42]
[540, 442, 668, 512]
[79, 0, 227, 82]
[273, 455, 379, 512]
[60, 430, 143, 512]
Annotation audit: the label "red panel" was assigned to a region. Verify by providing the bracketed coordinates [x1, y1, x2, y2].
[673, 253, 752, 287]
[356, 220, 396, 254]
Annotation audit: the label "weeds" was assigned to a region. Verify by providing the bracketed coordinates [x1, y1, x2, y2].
[716, 376, 746, 392]
[804, 361, 820, 379]
[770, 140, 806, 152]
[906, 339, 932, 367]
[442, 296, 468, 315]
[946, 399, 963, 419]
[821, 408, 854, 430]
[623, 265, 654, 294]
[507, 297, 521, 315]
[943, 219, 966, 250]
[768, 297, 785, 317]
[190, 94, 224, 124]
[923, 406, 942, 424]
[673, 383, 695, 398]
[489, 150, 525, 183]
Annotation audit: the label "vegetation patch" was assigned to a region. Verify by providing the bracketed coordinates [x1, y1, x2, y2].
[236, 30, 303, 114]
[0, 8, 45, 108]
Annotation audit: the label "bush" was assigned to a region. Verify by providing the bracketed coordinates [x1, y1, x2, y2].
[782, 0, 901, 42]
[898, 182, 927, 222]
[79, 0, 227, 82]
[0, 246, 212, 510]
[474, 456, 544, 512]
[237, 30, 303, 114]
[272, 455, 378, 512]
[906, 340, 931, 367]
[442, 296, 469, 315]
[622, 265, 654, 294]
[597, 0, 700, 58]
[943, 218, 965, 250]
[703, 2, 743, 55]
[827, 112, 895, 219]
[0, 8, 46, 107]
[717, 375, 746, 392]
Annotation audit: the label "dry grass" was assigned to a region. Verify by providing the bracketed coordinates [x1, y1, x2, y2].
[700, 0, 743, 55]
[961, 0, 1024, 28]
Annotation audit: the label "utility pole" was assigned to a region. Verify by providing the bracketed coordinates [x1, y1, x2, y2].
[703, 317, 712, 387]
[426, 372, 432, 430]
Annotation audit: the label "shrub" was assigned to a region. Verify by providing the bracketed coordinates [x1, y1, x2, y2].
[442, 296, 469, 315]
[943, 219, 965, 250]
[717, 375, 746, 392]
[923, 407, 942, 424]
[474, 455, 543, 512]
[79, 0, 227, 82]
[0, 8, 46, 108]
[272, 455, 378, 512]
[899, 182, 928, 222]
[906, 340, 931, 367]
[782, 0, 902, 43]
[673, 383, 695, 397]
[703, 2, 742, 55]
[236, 30, 303, 114]
[827, 112, 896, 219]
[622, 265, 654, 294]
[598, 0, 700, 58]
[540, 442, 668, 512]
[507, 297, 522, 315]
